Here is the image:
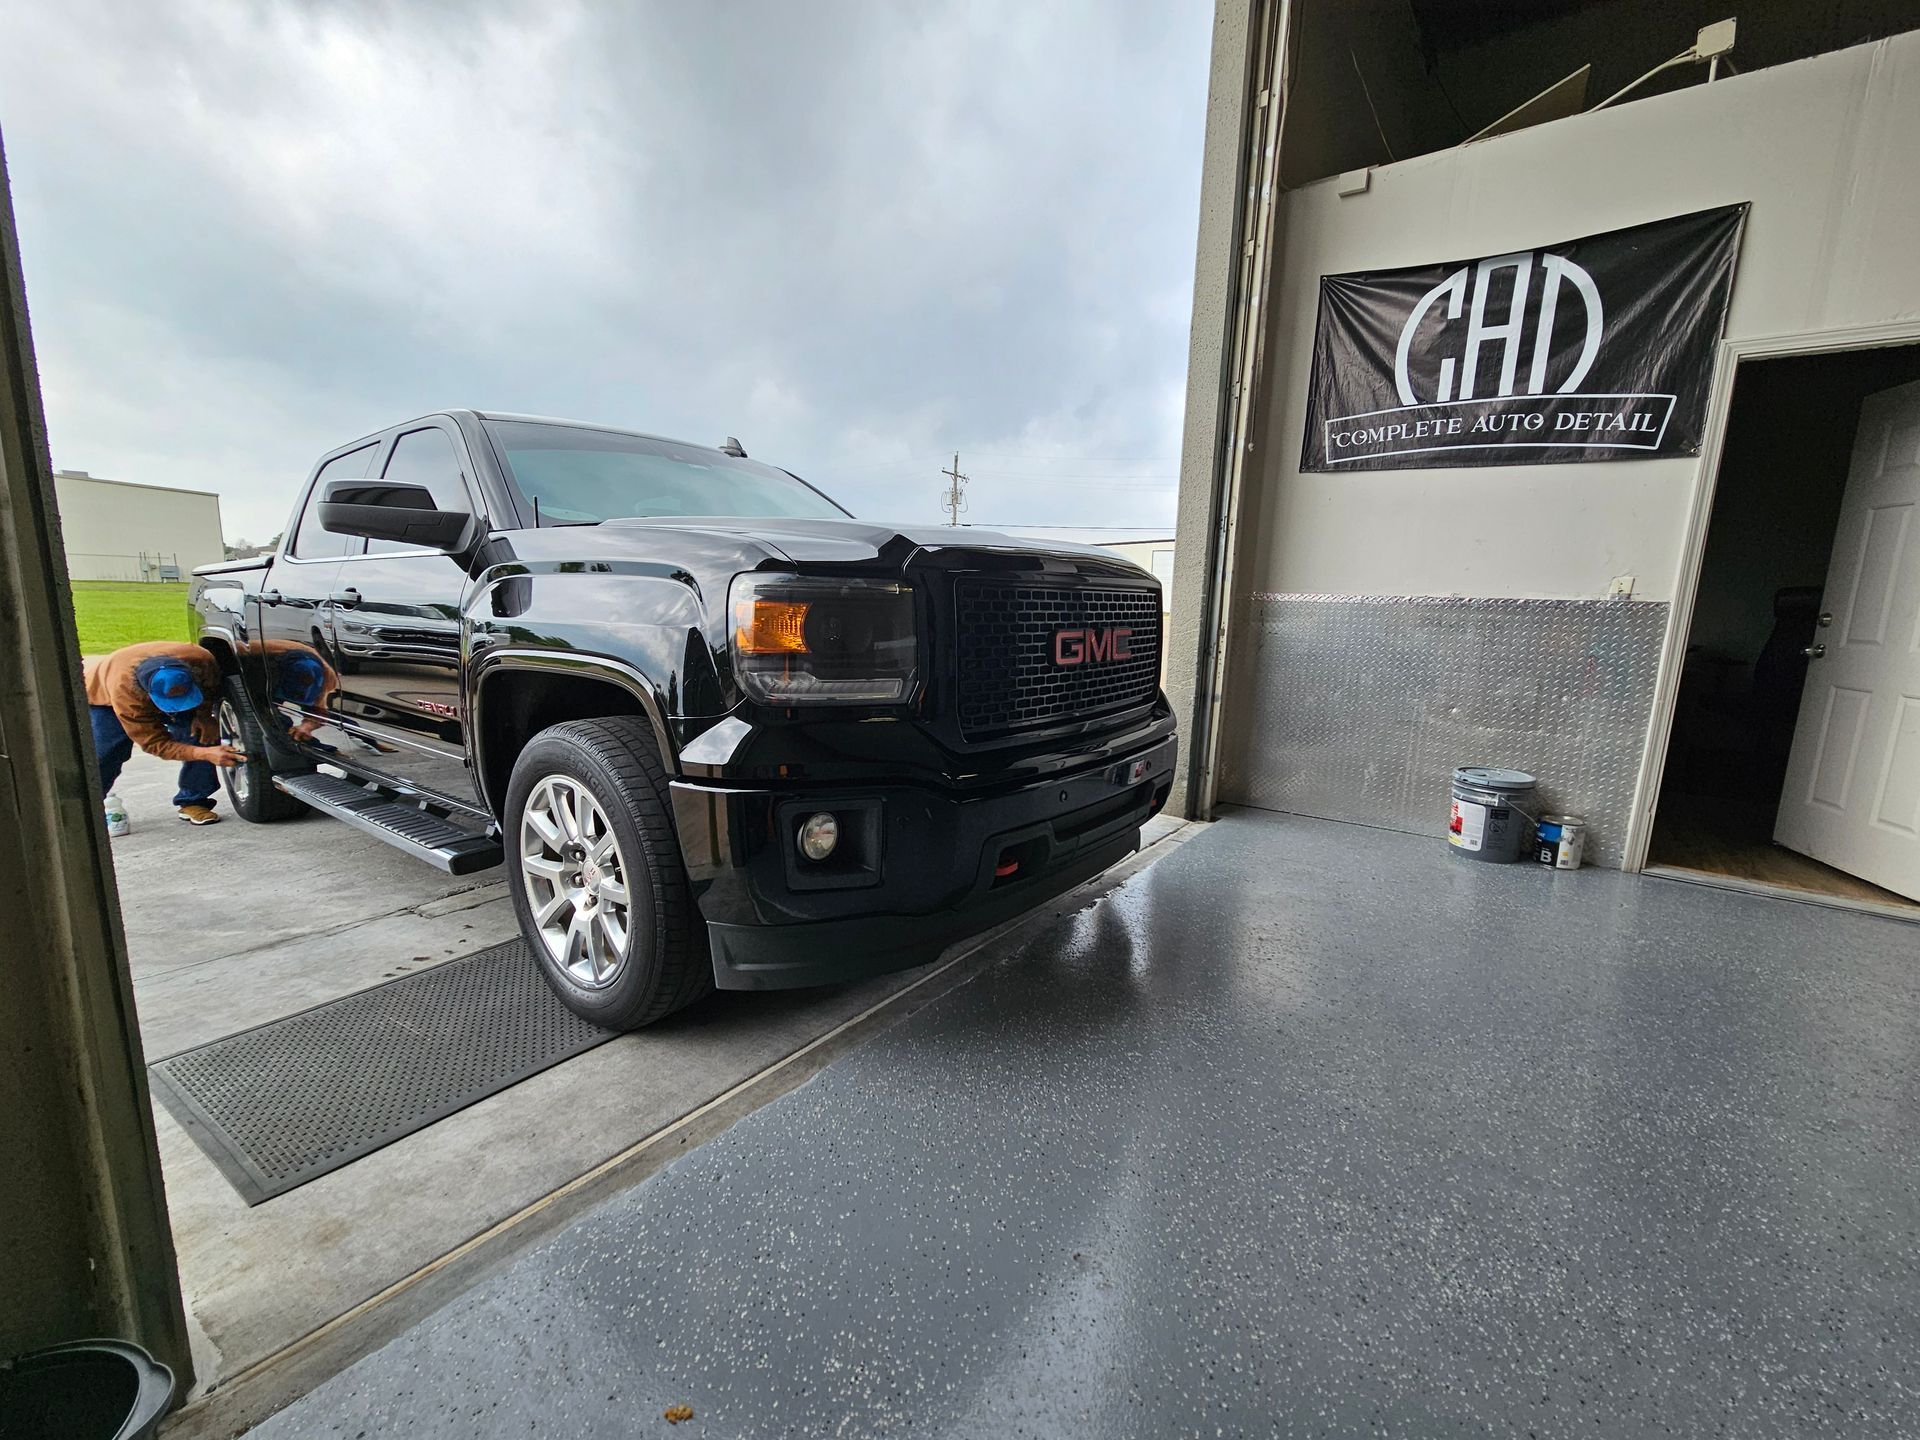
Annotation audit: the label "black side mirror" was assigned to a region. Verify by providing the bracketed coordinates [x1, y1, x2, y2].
[318, 482, 472, 551]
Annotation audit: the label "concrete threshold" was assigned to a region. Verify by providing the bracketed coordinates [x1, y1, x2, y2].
[1644, 862, 1920, 926]
[159, 810, 1199, 1438]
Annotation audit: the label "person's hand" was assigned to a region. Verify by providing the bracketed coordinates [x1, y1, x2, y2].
[200, 744, 246, 768]
[289, 718, 321, 741]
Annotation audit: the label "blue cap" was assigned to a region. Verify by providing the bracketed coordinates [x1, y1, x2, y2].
[135, 657, 204, 715]
[273, 651, 327, 706]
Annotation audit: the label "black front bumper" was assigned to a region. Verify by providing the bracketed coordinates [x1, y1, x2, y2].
[668, 730, 1176, 989]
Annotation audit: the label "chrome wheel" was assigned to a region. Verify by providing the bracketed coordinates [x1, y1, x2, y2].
[219, 699, 250, 806]
[518, 774, 633, 988]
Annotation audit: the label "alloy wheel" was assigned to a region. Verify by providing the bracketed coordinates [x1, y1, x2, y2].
[518, 774, 633, 988]
[219, 700, 250, 806]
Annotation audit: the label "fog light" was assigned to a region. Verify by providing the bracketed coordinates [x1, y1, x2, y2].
[798, 812, 839, 861]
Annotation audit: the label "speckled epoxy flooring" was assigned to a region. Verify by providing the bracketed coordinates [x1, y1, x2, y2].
[252, 810, 1920, 1437]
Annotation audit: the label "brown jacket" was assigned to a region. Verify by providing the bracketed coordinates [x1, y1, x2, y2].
[83, 642, 221, 763]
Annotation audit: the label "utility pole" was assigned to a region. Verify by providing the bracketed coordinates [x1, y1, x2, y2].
[940, 452, 968, 526]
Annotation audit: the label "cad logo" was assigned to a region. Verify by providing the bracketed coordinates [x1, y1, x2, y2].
[1054, 627, 1133, 666]
[1394, 250, 1604, 406]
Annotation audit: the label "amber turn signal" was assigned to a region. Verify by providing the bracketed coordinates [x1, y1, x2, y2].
[733, 598, 811, 654]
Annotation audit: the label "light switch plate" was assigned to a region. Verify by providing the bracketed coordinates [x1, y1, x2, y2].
[1608, 575, 1637, 599]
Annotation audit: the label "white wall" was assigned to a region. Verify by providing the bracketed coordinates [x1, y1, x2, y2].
[1246, 31, 1920, 601]
[54, 474, 225, 581]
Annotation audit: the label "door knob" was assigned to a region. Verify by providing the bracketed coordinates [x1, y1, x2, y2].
[259, 588, 283, 607]
[330, 588, 362, 608]
[1802, 643, 1826, 658]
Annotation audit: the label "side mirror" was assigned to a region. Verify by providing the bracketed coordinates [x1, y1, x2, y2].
[318, 482, 472, 551]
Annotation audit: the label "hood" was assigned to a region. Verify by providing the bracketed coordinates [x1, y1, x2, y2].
[594, 515, 1131, 568]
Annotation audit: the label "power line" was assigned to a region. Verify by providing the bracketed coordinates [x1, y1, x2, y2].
[805, 454, 938, 473]
[967, 480, 1175, 491]
[804, 451, 1179, 472]
[960, 523, 1174, 531]
[940, 452, 969, 526]
[954, 451, 1179, 464]
[846, 469, 1174, 487]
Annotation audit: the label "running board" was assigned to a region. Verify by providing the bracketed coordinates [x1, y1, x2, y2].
[273, 772, 503, 875]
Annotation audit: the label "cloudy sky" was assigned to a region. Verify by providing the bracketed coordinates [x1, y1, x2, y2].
[1, 1, 1211, 545]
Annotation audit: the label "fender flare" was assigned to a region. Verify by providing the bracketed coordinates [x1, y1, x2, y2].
[195, 624, 241, 667]
[467, 647, 678, 815]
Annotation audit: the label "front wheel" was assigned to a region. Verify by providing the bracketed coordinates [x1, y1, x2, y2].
[218, 675, 308, 822]
[504, 716, 711, 1030]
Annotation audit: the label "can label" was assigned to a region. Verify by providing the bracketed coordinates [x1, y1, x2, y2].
[1535, 817, 1585, 869]
[1449, 797, 1489, 851]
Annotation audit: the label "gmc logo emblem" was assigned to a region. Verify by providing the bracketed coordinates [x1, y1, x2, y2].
[1054, 626, 1133, 666]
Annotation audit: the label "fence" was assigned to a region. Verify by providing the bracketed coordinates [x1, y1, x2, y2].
[65, 552, 186, 584]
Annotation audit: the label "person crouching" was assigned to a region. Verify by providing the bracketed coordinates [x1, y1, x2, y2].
[84, 641, 243, 826]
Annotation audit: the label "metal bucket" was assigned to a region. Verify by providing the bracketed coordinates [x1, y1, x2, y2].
[1447, 766, 1537, 863]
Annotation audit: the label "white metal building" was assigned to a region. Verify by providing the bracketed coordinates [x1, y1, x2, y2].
[1171, 3, 1920, 912]
[53, 469, 225, 582]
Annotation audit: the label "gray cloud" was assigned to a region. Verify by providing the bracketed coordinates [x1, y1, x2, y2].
[1, 0, 1209, 542]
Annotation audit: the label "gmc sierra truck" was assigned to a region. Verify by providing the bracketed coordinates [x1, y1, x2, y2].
[194, 411, 1175, 1029]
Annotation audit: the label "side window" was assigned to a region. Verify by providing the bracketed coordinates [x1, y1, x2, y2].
[291, 444, 378, 559]
[366, 428, 474, 554]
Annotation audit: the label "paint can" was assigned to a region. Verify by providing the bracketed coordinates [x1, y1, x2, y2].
[1534, 814, 1586, 870]
[1447, 767, 1537, 863]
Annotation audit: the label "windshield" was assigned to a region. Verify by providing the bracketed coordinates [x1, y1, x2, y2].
[484, 419, 849, 524]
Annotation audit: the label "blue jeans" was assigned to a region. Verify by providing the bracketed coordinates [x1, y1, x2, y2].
[91, 705, 218, 808]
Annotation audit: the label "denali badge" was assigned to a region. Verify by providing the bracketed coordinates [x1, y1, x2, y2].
[1054, 626, 1133, 666]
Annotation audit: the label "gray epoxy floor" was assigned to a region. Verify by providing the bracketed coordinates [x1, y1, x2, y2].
[252, 810, 1920, 1438]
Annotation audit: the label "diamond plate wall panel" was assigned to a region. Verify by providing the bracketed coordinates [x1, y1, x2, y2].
[1216, 596, 1670, 869]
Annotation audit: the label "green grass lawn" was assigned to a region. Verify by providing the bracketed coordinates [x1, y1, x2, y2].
[70, 581, 195, 654]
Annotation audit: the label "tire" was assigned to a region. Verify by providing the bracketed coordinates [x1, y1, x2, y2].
[504, 716, 711, 1030]
[218, 675, 308, 823]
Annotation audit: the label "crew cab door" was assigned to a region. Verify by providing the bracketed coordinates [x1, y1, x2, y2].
[251, 443, 377, 745]
[324, 422, 486, 812]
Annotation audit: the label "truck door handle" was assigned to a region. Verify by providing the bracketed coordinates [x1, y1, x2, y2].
[1802, 643, 1826, 659]
[330, 588, 362, 609]
[259, 589, 283, 607]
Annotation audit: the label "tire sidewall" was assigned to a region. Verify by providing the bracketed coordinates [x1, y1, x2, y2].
[219, 676, 302, 822]
[505, 730, 667, 1026]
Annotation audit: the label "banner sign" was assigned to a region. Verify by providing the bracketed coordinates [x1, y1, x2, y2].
[1301, 204, 1748, 471]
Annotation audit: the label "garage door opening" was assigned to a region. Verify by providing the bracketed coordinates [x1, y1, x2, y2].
[1648, 344, 1920, 915]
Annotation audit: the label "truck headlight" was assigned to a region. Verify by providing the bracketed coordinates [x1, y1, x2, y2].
[728, 573, 918, 705]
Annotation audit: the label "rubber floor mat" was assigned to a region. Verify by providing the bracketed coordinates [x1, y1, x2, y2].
[148, 939, 616, 1205]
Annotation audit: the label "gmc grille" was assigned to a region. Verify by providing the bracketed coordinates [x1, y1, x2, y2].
[953, 580, 1162, 742]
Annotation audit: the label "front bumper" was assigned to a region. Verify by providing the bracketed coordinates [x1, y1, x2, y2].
[668, 731, 1176, 989]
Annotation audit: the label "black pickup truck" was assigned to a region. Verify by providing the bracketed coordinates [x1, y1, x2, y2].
[195, 411, 1175, 1028]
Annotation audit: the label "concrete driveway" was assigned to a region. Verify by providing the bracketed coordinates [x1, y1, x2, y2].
[108, 749, 1191, 1433]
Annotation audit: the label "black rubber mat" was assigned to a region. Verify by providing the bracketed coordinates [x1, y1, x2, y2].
[148, 939, 615, 1205]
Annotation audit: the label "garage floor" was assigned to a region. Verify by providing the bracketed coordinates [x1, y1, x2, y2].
[248, 807, 1920, 1438]
[114, 751, 1183, 1420]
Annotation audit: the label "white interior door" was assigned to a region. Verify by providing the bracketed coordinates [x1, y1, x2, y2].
[1774, 377, 1920, 900]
